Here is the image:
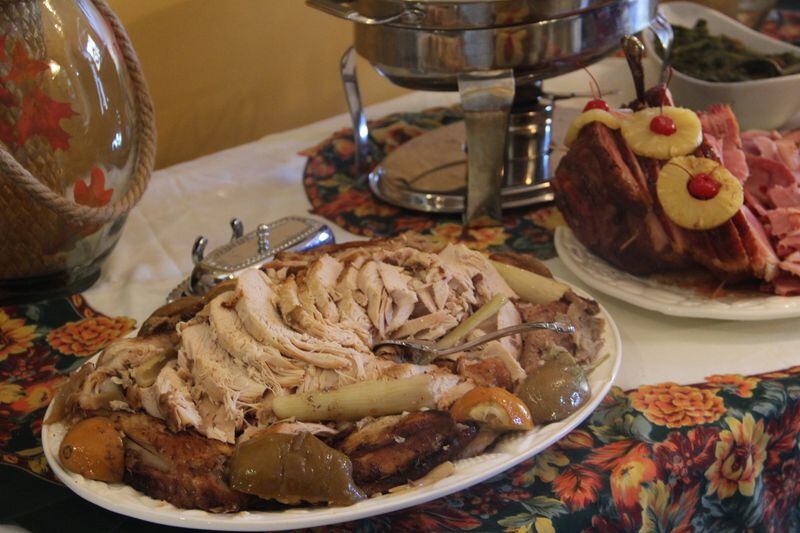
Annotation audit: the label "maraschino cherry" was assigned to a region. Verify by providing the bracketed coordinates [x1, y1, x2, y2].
[650, 114, 677, 136]
[687, 172, 721, 200]
[583, 99, 609, 112]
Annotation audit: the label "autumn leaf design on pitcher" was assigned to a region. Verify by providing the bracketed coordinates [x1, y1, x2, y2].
[73, 167, 114, 208]
[0, 37, 77, 151]
[1, 33, 118, 245]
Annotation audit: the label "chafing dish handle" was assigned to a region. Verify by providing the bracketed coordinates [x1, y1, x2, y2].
[305, 0, 423, 25]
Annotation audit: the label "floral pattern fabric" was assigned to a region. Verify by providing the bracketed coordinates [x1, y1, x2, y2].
[0, 295, 134, 479]
[319, 370, 800, 532]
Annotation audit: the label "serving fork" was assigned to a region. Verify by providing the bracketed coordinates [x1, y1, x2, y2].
[373, 321, 574, 363]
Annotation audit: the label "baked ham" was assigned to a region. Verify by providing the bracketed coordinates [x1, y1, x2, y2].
[553, 84, 800, 295]
[741, 129, 800, 294]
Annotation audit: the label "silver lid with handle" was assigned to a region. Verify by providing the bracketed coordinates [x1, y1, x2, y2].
[168, 216, 335, 301]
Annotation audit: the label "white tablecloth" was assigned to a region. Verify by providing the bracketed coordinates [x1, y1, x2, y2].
[86, 58, 800, 391]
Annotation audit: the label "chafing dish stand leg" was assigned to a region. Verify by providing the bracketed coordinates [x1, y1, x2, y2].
[458, 70, 515, 227]
[340, 46, 370, 178]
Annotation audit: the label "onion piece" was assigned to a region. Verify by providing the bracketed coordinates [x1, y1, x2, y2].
[490, 260, 568, 304]
[437, 294, 508, 350]
[272, 375, 437, 421]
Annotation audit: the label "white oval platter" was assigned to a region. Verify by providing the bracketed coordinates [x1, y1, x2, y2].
[43, 283, 621, 531]
[555, 226, 800, 320]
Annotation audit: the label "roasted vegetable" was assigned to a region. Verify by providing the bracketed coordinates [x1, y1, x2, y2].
[450, 387, 533, 431]
[271, 375, 438, 421]
[490, 252, 552, 278]
[229, 432, 366, 506]
[490, 260, 568, 304]
[437, 294, 508, 349]
[515, 352, 590, 423]
[59, 417, 124, 483]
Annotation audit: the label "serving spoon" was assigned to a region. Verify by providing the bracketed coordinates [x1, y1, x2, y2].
[373, 321, 574, 364]
[650, 13, 674, 85]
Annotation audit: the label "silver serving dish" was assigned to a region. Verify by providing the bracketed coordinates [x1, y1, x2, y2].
[356, 0, 655, 91]
[168, 216, 334, 301]
[309, 0, 660, 225]
[312, 0, 657, 90]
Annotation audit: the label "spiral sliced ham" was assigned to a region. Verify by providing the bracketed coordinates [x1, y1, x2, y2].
[740, 127, 800, 294]
[699, 104, 749, 183]
[554, 84, 800, 295]
[554, 105, 751, 280]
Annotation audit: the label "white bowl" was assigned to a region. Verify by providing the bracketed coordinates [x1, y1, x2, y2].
[644, 1, 800, 130]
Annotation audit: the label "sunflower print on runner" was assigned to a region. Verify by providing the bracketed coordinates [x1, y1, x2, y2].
[705, 413, 769, 499]
[706, 373, 760, 398]
[0, 309, 37, 362]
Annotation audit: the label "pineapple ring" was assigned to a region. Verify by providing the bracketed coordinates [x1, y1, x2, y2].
[621, 106, 703, 159]
[564, 109, 622, 146]
[450, 386, 534, 431]
[657, 156, 744, 230]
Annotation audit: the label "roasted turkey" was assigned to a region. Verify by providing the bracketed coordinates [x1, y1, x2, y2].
[48, 235, 605, 510]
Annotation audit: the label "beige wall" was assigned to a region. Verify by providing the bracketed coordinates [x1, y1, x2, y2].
[108, 0, 409, 168]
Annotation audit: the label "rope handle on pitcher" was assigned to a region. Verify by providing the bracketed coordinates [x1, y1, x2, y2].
[0, 0, 156, 227]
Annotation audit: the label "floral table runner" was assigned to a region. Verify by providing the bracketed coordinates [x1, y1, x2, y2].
[0, 296, 134, 480]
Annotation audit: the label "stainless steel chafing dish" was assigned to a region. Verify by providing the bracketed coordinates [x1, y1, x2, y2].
[308, 0, 661, 225]
[313, 0, 656, 90]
